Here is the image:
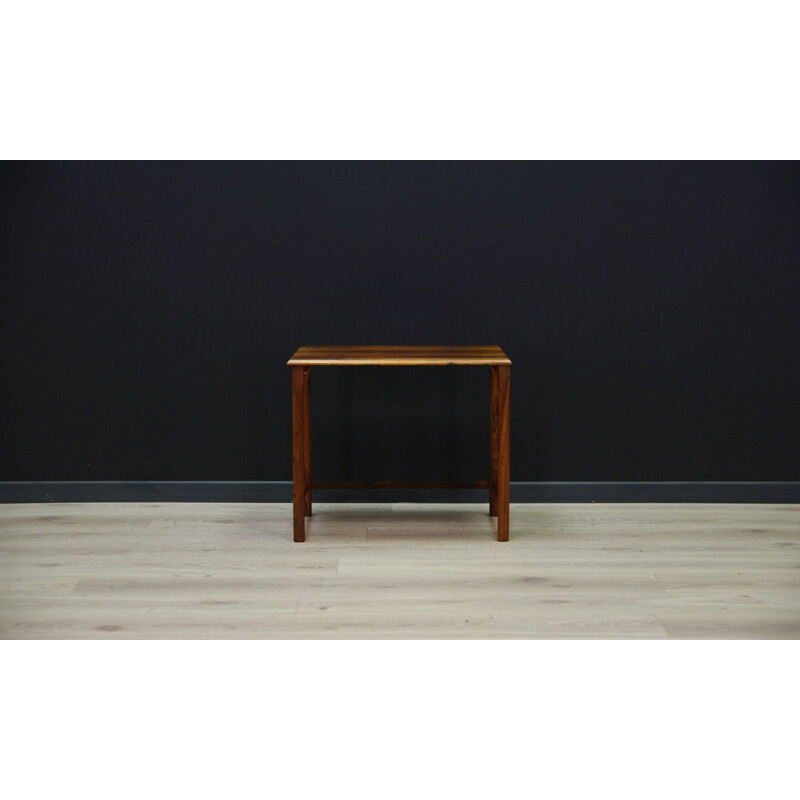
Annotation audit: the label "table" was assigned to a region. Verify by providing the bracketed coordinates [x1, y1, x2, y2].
[287, 346, 511, 542]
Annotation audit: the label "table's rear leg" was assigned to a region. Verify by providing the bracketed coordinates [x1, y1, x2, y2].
[496, 365, 511, 541]
[303, 366, 312, 517]
[489, 366, 499, 517]
[292, 366, 307, 542]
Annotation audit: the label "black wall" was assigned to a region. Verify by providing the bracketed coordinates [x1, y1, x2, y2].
[2, 161, 799, 483]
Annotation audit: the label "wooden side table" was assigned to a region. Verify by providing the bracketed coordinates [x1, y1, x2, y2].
[287, 346, 511, 542]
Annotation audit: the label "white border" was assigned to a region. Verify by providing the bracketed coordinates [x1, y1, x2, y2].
[4, 641, 799, 798]
[1, 3, 798, 159]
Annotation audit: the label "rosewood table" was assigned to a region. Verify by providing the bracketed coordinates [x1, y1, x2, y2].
[287, 346, 511, 542]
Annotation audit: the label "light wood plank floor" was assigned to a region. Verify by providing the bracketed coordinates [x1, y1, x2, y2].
[1, 502, 798, 639]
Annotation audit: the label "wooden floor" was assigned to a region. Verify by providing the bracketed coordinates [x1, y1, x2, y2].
[1, 502, 799, 639]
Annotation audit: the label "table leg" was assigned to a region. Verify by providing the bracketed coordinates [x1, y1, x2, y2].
[292, 366, 307, 542]
[489, 366, 499, 517]
[304, 366, 312, 517]
[496, 365, 511, 541]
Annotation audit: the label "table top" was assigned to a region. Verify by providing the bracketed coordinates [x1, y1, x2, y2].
[287, 345, 511, 366]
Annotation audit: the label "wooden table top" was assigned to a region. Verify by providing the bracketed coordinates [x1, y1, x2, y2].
[287, 345, 511, 366]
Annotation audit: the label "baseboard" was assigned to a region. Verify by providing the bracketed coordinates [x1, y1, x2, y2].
[1, 481, 799, 503]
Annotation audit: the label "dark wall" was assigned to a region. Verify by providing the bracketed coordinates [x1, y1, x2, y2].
[2, 161, 799, 482]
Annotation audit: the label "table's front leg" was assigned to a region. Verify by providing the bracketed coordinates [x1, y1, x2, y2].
[303, 366, 312, 517]
[292, 366, 308, 542]
[489, 366, 499, 517]
[496, 365, 511, 541]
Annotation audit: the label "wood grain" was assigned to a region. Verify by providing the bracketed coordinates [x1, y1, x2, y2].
[489, 366, 499, 517]
[311, 481, 489, 490]
[2, 502, 798, 639]
[303, 366, 312, 517]
[287, 346, 511, 366]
